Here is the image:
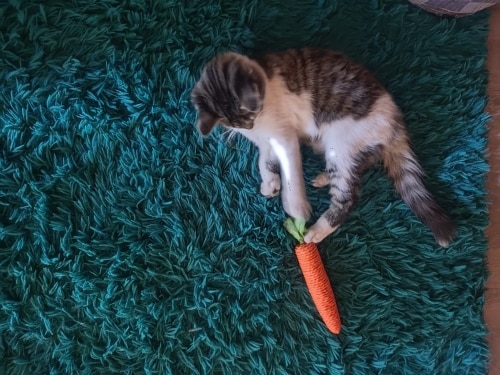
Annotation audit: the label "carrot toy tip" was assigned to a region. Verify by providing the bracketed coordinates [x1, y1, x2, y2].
[284, 218, 342, 334]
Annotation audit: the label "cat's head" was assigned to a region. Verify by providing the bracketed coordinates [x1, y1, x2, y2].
[191, 52, 266, 136]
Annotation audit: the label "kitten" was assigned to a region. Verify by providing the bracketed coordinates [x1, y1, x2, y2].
[191, 48, 455, 247]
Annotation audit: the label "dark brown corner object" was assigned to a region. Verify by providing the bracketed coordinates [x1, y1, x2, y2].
[409, 0, 498, 17]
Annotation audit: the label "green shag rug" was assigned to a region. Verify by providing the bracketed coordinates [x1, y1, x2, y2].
[0, 0, 491, 374]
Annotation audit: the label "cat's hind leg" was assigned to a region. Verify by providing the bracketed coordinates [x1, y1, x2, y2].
[304, 145, 381, 243]
[304, 158, 358, 243]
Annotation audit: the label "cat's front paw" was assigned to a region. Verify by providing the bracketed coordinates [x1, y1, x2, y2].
[283, 197, 312, 222]
[260, 175, 281, 198]
[304, 217, 338, 244]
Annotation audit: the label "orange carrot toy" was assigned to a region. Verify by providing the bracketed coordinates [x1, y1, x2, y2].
[284, 218, 341, 334]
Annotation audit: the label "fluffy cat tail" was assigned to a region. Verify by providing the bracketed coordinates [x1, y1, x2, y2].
[382, 139, 456, 247]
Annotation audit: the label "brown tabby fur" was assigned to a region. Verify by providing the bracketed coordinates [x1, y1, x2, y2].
[191, 48, 455, 246]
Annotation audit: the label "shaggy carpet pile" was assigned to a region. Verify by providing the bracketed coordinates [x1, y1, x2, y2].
[0, 0, 491, 374]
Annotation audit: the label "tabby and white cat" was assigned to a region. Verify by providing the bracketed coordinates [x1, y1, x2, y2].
[191, 48, 455, 246]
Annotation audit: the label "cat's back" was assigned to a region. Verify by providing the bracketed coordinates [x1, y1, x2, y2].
[255, 48, 386, 124]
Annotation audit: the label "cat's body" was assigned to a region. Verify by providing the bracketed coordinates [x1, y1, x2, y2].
[191, 48, 455, 246]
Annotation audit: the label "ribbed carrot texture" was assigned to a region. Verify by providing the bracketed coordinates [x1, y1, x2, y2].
[295, 242, 342, 334]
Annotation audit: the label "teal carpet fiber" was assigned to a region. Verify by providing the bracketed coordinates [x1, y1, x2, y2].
[0, 0, 491, 374]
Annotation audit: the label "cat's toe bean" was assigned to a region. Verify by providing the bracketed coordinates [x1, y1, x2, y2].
[312, 172, 329, 188]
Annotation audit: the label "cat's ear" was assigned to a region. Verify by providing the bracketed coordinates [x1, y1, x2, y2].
[196, 109, 218, 136]
[191, 88, 218, 136]
[235, 68, 264, 113]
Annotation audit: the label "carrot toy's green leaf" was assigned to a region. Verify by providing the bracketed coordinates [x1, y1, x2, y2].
[283, 218, 306, 244]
